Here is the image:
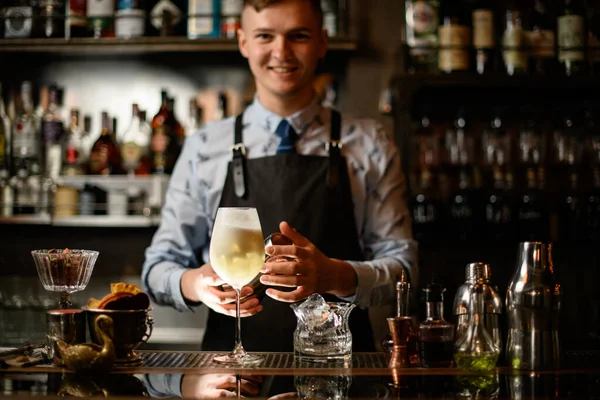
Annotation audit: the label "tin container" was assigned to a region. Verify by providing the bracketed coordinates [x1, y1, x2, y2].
[46, 309, 86, 365]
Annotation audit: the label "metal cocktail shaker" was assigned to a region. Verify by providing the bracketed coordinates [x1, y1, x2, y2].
[453, 262, 503, 352]
[506, 242, 561, 370]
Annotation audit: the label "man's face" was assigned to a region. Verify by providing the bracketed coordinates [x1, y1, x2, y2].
[238, 0, 327, 103]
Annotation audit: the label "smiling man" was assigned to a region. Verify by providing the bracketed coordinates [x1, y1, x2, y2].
[142, 0, 418, 353]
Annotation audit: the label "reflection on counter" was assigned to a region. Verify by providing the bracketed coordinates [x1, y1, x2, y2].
[1, 370, 600, 399]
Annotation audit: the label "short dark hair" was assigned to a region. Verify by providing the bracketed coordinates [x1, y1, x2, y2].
[242, 0, 323, 26]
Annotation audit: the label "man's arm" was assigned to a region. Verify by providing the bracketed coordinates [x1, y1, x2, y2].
[345, 123, 418, 308]
[141, 133, 210, 312]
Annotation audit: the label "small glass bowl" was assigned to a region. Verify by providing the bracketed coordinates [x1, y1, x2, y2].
[32, 249, 99, 294]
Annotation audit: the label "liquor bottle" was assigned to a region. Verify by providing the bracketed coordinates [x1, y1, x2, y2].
[418, 277, 454, 368]
[411, 169, 441, 244]
[87, 0, 115, 38]
[404, 0, 439, 73]
[414, 109, 441, 171]
[151, 96, 181, 174]
[135, 110, 152, 175]
[516, 167, 549, 242]
[558, 169, 584, 243]
[3, 0, 34, 38]
[36, 0, 66, 38]
[482, 111, 510, 166]
[557, 0, 587, 76]
[0, 83, 11, 166]
[41, 86, 64, 179]
[188, 0, 220, 38]
[151, 0, 185, 36]
[485, 166, 513, 242]
[66, 0, 88, 38]
[88, 112, 124, 175]
[471, 0, 495, 74]
[221, 0, 242, 38]
[80, 114, 93, 165]
[445, 107, 472, 166]
[502, 7, 528, 75]
[186, 98, 203, 135]
[447, 167, 482, 244]
[0, 168, 13, 217]
[62, 109, 85, 176]
[121, 103, 150, 176]
[528, 0, 557, 75]
[11, 161, 37, 215]
[438, 0, 470, 74]
[35, 85, 49, 121]
[12, 82, 41, 175]
[586, 167, 600, 242]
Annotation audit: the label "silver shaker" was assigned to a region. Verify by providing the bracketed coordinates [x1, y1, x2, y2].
[506, 242, 561, 370]
[453, 262, 503, 351]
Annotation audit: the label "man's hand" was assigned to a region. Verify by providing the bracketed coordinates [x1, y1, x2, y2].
[181, 264, 263, 317]
[181, 373, 262, 398]
[259, 221, 357, 302]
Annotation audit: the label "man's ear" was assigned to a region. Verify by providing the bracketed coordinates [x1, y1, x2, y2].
[238, 28, 249, 58]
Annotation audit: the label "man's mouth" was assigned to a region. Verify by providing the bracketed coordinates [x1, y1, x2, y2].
[268, 66, 299, 73]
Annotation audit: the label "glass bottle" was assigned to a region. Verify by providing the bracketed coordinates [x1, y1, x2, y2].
[502, 7, 528, 76]
[120, 103, 148, 176]
[411, 169, 442, 244]
[471, 0, 495, 74]
[0, 82, 12, 171]
[66, 0, 88, 38]
[88, 111, 123, 175]
[418, 277, 455, 367]
[41, 85, 64, 179]
[447, 167, 482, 244]
[62, 109, 85, 176]
[135, 110, 152, 175]
[36, 0, 66, 38]
[482, 111, 510, 167]
[12, 81, 41, 175]
[557, 0, 587, 76]
[558, 168, 584, 243]
[151, 96, 182, 174]
[438, 0, 470, 74]
[454, 282, 500, 371]
[485, 166, 514, 242]
[150, 0, 184, 36]
[87, 0, 115, 38]
[529, 0, 557, 75]
[586, 167, 600, 241]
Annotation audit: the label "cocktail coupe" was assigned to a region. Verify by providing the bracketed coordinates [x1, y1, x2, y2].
[31, 249, 99, 309]
[209, 207, 265, 365]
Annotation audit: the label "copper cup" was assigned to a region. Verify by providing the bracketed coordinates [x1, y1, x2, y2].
[387, 316, 419, 368]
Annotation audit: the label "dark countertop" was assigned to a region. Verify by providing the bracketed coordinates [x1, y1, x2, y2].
[1, 351, 600, 399]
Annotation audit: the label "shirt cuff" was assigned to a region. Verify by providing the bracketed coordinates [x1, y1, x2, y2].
[344, 260, 375, 306]
[148, 262, 200, 312]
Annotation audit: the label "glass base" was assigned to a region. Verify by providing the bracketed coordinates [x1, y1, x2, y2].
[213, 352, 264, 366]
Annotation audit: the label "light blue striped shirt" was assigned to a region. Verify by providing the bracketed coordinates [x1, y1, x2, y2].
[142, 96, 418, 311]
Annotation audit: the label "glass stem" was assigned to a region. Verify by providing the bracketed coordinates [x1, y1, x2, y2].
[59, 292, 72, 309]
[233, 288, 245, 357]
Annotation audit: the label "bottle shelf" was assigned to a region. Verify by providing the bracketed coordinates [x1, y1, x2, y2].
[0, 36, 357, 54]
[52, 214, 159, 227]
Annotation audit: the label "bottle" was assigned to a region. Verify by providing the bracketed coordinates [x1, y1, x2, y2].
[41, 85, 64, 179]
[66, 0, 89, 38]
[151, 96, 182, 174]
[586, 167, 600, 241]
[88, 111, 123, 175]
[115, 0, 146, 38]
[558, 168, 584, 243]
[3, 0, 34, 38]
[471, 0, 495, 74]
[121, 103, 150, 176]
[528, 0, 557, 75]
[453, 263, 503, 354]
[62, 109, 85, 176]
[167, 97, 186, 145]
[447, 167, 482, 244]
[11, 161, 37, 215]
[87, 0, 115, 38]
[188, 0, 220, 38]
[0, 168, 13, 217]
[557, 0, 587, 76]
[484, 166, 514, 242]
[0, 83, 11, 167]
[418, 277, 455, 367]
[454, 281, 500, 371]
[151, 0, 184, 36]
[404, 0, 439, 73]
[414, 108, 441, 171]
[506, 242, 561, 370]
[36, 0, 66, 38]
[12, 82, 41, 175]
[437, 0, 470, 74]
[482, 112, 510, 166]
[384, 270, 419, 367]
[502, 7, 528, 76]
[221, 0, 242, 38]
[411, 169, 442, 244]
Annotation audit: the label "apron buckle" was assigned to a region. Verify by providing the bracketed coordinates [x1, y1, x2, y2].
[325, 140, 342, 152]
[232, 143, 247, 156]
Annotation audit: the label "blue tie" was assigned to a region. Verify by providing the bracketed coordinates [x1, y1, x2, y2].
[275, 120, 297, 154]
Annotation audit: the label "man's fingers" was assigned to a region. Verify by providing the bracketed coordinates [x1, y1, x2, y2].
[265, 286, 311, 303]
[261, 260, 307, 275]
[279, 221, 311, 246]
[260, 273, 308, 288]
[206, 286, 253, 304]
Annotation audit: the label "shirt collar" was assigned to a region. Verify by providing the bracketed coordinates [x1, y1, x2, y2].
[247, 94, 321, 135]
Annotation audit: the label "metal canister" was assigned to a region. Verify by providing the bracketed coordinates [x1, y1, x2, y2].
[46, 309, 86, 365]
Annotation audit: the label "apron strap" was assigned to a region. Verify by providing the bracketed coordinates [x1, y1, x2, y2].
[327, 109, 342, 188]
[233, 113, 247, 198]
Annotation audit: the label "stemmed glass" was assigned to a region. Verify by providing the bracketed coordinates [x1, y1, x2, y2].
[209, 207, 265, 365]
[31, 249, 99, 309]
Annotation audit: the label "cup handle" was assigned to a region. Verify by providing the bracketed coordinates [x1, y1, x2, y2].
[142, 316, 154, 344]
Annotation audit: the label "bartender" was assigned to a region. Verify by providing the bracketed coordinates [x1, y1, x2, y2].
[142, 0, 418, 352]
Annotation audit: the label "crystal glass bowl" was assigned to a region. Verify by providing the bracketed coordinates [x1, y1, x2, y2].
[32, 249, 99, 308]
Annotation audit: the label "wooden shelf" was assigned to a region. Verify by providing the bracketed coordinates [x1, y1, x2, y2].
[0, 36, 357, 54]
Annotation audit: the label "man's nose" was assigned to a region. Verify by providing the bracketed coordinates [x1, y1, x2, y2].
[272, 37, 292, 60]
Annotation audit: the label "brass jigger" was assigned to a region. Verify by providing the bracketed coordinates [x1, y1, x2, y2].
[387, 316, 417, 368]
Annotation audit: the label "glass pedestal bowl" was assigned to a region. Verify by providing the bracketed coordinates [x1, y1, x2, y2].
[31, 249, 99, 309]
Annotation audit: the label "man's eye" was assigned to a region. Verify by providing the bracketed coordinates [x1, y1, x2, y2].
[256, 33, 272, 40]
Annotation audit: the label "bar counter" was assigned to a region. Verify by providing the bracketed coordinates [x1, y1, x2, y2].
[1, 350, 599, 399]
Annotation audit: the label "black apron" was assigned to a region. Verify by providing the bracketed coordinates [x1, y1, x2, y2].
[201, 109, 375, 352]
